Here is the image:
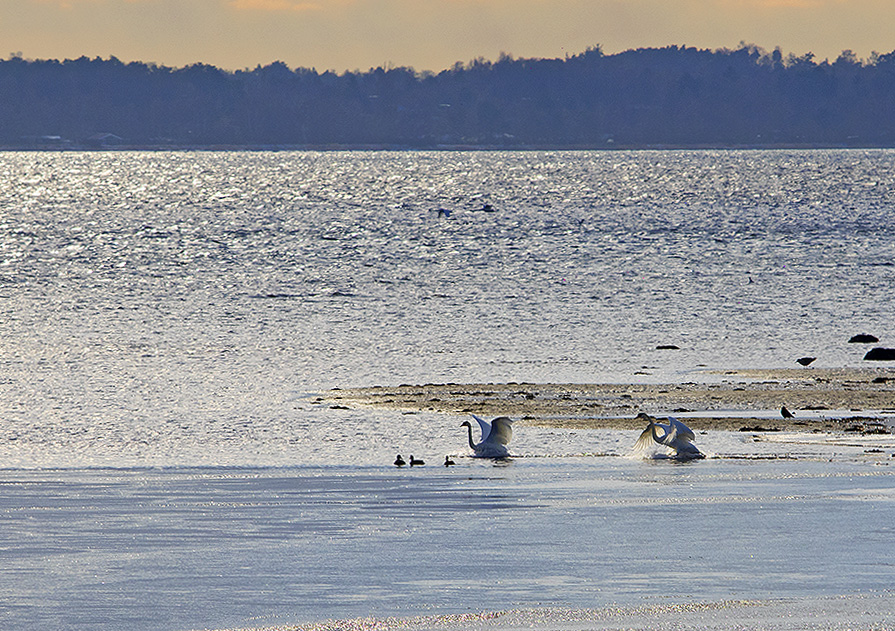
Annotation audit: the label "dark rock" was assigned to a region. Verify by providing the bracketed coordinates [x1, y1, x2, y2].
[655, 344, 680, 350]
[864, 347, 895, 361]
[849, 333, 879, 343]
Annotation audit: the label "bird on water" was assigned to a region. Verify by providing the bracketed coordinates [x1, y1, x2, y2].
[461, 414, 514, 458]
[444, 455, 455, 466]
[796, 357, 816, 367]
[409, 455, 425, 466]
[781, 406, 794, 419]
[634, 412, 705, 460]
[394, 454, 406, 467]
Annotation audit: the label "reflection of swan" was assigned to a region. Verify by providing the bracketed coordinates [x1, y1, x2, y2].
[461, 414, 513, 458]
[634, 413, 704, 460]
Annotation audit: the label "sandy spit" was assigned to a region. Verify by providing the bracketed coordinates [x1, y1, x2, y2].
[319, 367, 895, 433]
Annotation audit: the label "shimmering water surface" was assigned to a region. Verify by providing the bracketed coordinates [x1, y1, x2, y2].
[1, 150, 894, 630]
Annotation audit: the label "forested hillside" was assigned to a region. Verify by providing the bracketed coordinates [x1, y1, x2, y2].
[3, 44, 895, 148]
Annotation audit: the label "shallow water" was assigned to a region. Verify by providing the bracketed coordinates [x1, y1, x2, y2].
[1, 150, 894, 630]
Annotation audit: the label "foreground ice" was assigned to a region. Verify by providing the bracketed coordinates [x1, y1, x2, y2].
[3, 431, 894, 631]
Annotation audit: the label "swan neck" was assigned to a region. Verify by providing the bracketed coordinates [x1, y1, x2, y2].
[466, 424, 476, 450]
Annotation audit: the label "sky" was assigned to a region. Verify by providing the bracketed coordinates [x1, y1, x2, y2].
[2, 0, 894, 72]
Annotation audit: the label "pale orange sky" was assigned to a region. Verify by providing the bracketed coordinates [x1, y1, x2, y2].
[2, 0, 894, 71]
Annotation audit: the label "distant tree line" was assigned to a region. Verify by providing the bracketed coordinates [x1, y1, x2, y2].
[3, 44, 895, 148]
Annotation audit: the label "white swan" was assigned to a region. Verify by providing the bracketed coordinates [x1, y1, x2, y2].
[634, 412, 704, 460]
[461, 414, 513, 458]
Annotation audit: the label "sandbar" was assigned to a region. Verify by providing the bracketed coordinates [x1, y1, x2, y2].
[321, 367, 895, 434]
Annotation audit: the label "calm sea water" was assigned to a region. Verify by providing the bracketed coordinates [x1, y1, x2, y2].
[1, 150, 894, 630]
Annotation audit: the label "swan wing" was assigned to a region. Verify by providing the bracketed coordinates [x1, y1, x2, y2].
[660, 422, 678, 446]
[487, 417, 513, 445]
[471, 414, 492, 442]
[668, 417, 696, 442]
[634, 425, 655, 451]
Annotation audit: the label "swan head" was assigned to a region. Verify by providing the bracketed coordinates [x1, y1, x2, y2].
[635, 412, 654, 425]
[460, 420, 472, 428]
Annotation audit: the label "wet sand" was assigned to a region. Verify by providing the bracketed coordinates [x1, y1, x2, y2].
[321, 367, 895, 434]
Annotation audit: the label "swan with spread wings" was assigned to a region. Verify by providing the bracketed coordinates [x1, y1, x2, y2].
[634, 412, 704, 460]
[461, 414, 513, 458]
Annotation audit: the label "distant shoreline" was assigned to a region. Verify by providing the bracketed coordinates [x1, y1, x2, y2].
[8, 47, 895, 151]
[320, 367, 895, 434]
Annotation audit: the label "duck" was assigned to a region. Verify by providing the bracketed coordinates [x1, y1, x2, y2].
[409, 455, 425, 466]
[444, 455, 455, 466]
[394, 454, 406, 467]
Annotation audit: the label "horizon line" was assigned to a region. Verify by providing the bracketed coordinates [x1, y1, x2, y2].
[5, 42, 887, 75]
